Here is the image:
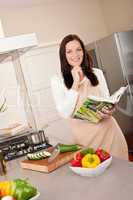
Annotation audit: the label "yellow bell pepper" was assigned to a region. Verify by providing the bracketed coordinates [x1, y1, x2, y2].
[81, 153, 101, 168]
[0, 181, 12, 197]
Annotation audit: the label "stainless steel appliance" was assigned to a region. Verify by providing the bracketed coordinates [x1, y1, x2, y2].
[86, 30, 133, 152]
[0, 130, 51, 161]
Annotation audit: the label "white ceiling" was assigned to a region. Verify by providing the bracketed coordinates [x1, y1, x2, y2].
[0, 0, 57, 8]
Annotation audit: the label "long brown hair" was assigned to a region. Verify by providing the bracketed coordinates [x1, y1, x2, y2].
[59, 34, 99, 89]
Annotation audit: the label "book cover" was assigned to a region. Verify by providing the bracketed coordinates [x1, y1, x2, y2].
[73, 86, 128, 123]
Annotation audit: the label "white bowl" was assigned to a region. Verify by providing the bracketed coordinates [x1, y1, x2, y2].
[69, 156, 112, 177]
[30, 192, 40, 200]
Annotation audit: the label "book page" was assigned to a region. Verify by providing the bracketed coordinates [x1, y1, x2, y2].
[109, 86, 128, 103]
[88, 86, 128, 104]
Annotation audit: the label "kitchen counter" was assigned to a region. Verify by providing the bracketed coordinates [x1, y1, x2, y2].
[0, 157, 133, 200]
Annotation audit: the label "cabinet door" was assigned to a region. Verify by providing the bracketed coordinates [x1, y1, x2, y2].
[20, 44, 73, 144]
[20, 44, 61, 130]
[0, 58, 27, 129]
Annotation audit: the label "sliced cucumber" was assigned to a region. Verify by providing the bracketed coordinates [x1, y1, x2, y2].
[27, 150, 51, 160]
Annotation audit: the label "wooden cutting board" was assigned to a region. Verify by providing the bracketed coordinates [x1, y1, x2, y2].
[20, 147, 76, 173]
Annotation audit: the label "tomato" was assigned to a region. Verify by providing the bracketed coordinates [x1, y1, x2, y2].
[96, 148, 110, 162]
[70, 159, 82, 167]
[75, 152, 83, 161]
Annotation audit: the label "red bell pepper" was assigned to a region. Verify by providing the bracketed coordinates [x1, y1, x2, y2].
[96, 148, 110, 162]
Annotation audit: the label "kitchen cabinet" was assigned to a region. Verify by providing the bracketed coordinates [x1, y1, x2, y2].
[0, 35, 73, 145]
[0, 33, 38, 130]
[18, 43, 72, 144]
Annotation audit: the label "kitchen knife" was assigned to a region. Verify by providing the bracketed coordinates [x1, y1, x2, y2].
[47, 144, 60, 163]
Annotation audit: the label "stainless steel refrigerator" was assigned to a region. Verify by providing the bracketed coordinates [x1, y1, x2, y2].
[86, 30, 133, 152]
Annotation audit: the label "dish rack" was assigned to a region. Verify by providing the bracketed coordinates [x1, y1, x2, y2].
[0, 130, 51, 161]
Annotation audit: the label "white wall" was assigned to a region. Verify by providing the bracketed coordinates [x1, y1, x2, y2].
[99, 0, 133, 34]
[0, 0, 107, 45]
[1, 1, 133, 45]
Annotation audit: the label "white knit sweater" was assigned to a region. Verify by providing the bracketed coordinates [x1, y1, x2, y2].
[51, 68, 110, 118]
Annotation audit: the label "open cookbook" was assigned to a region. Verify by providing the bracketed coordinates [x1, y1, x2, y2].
[73, 85, 128, 123]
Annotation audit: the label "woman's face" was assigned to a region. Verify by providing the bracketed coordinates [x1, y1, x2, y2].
[65, 40, 84, 68]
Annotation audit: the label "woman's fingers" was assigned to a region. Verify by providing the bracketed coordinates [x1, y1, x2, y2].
[97, 110, 110, 119]
[71, 67, 83, 82]
[71, 68, 80, 82]
[97, 105, 116, 119]
[71, 68, 81, 90]
[101, 107, 109, 114]
[102, 105, 116, 115]
[72, 67, 82, 76]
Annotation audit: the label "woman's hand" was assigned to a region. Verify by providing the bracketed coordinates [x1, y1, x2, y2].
[71, 66, 83, 90]
[97, 105, 116, 119]
[72, 66, 83, 82]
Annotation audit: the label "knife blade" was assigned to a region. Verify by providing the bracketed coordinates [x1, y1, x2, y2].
[48, 144, 60, 163]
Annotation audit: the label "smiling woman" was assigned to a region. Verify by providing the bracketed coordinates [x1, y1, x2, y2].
[51, 34, 128, 160]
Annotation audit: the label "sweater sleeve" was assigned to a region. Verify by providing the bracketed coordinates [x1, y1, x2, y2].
[51, 75, 79, 118]
[94, 68, 110, 97]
